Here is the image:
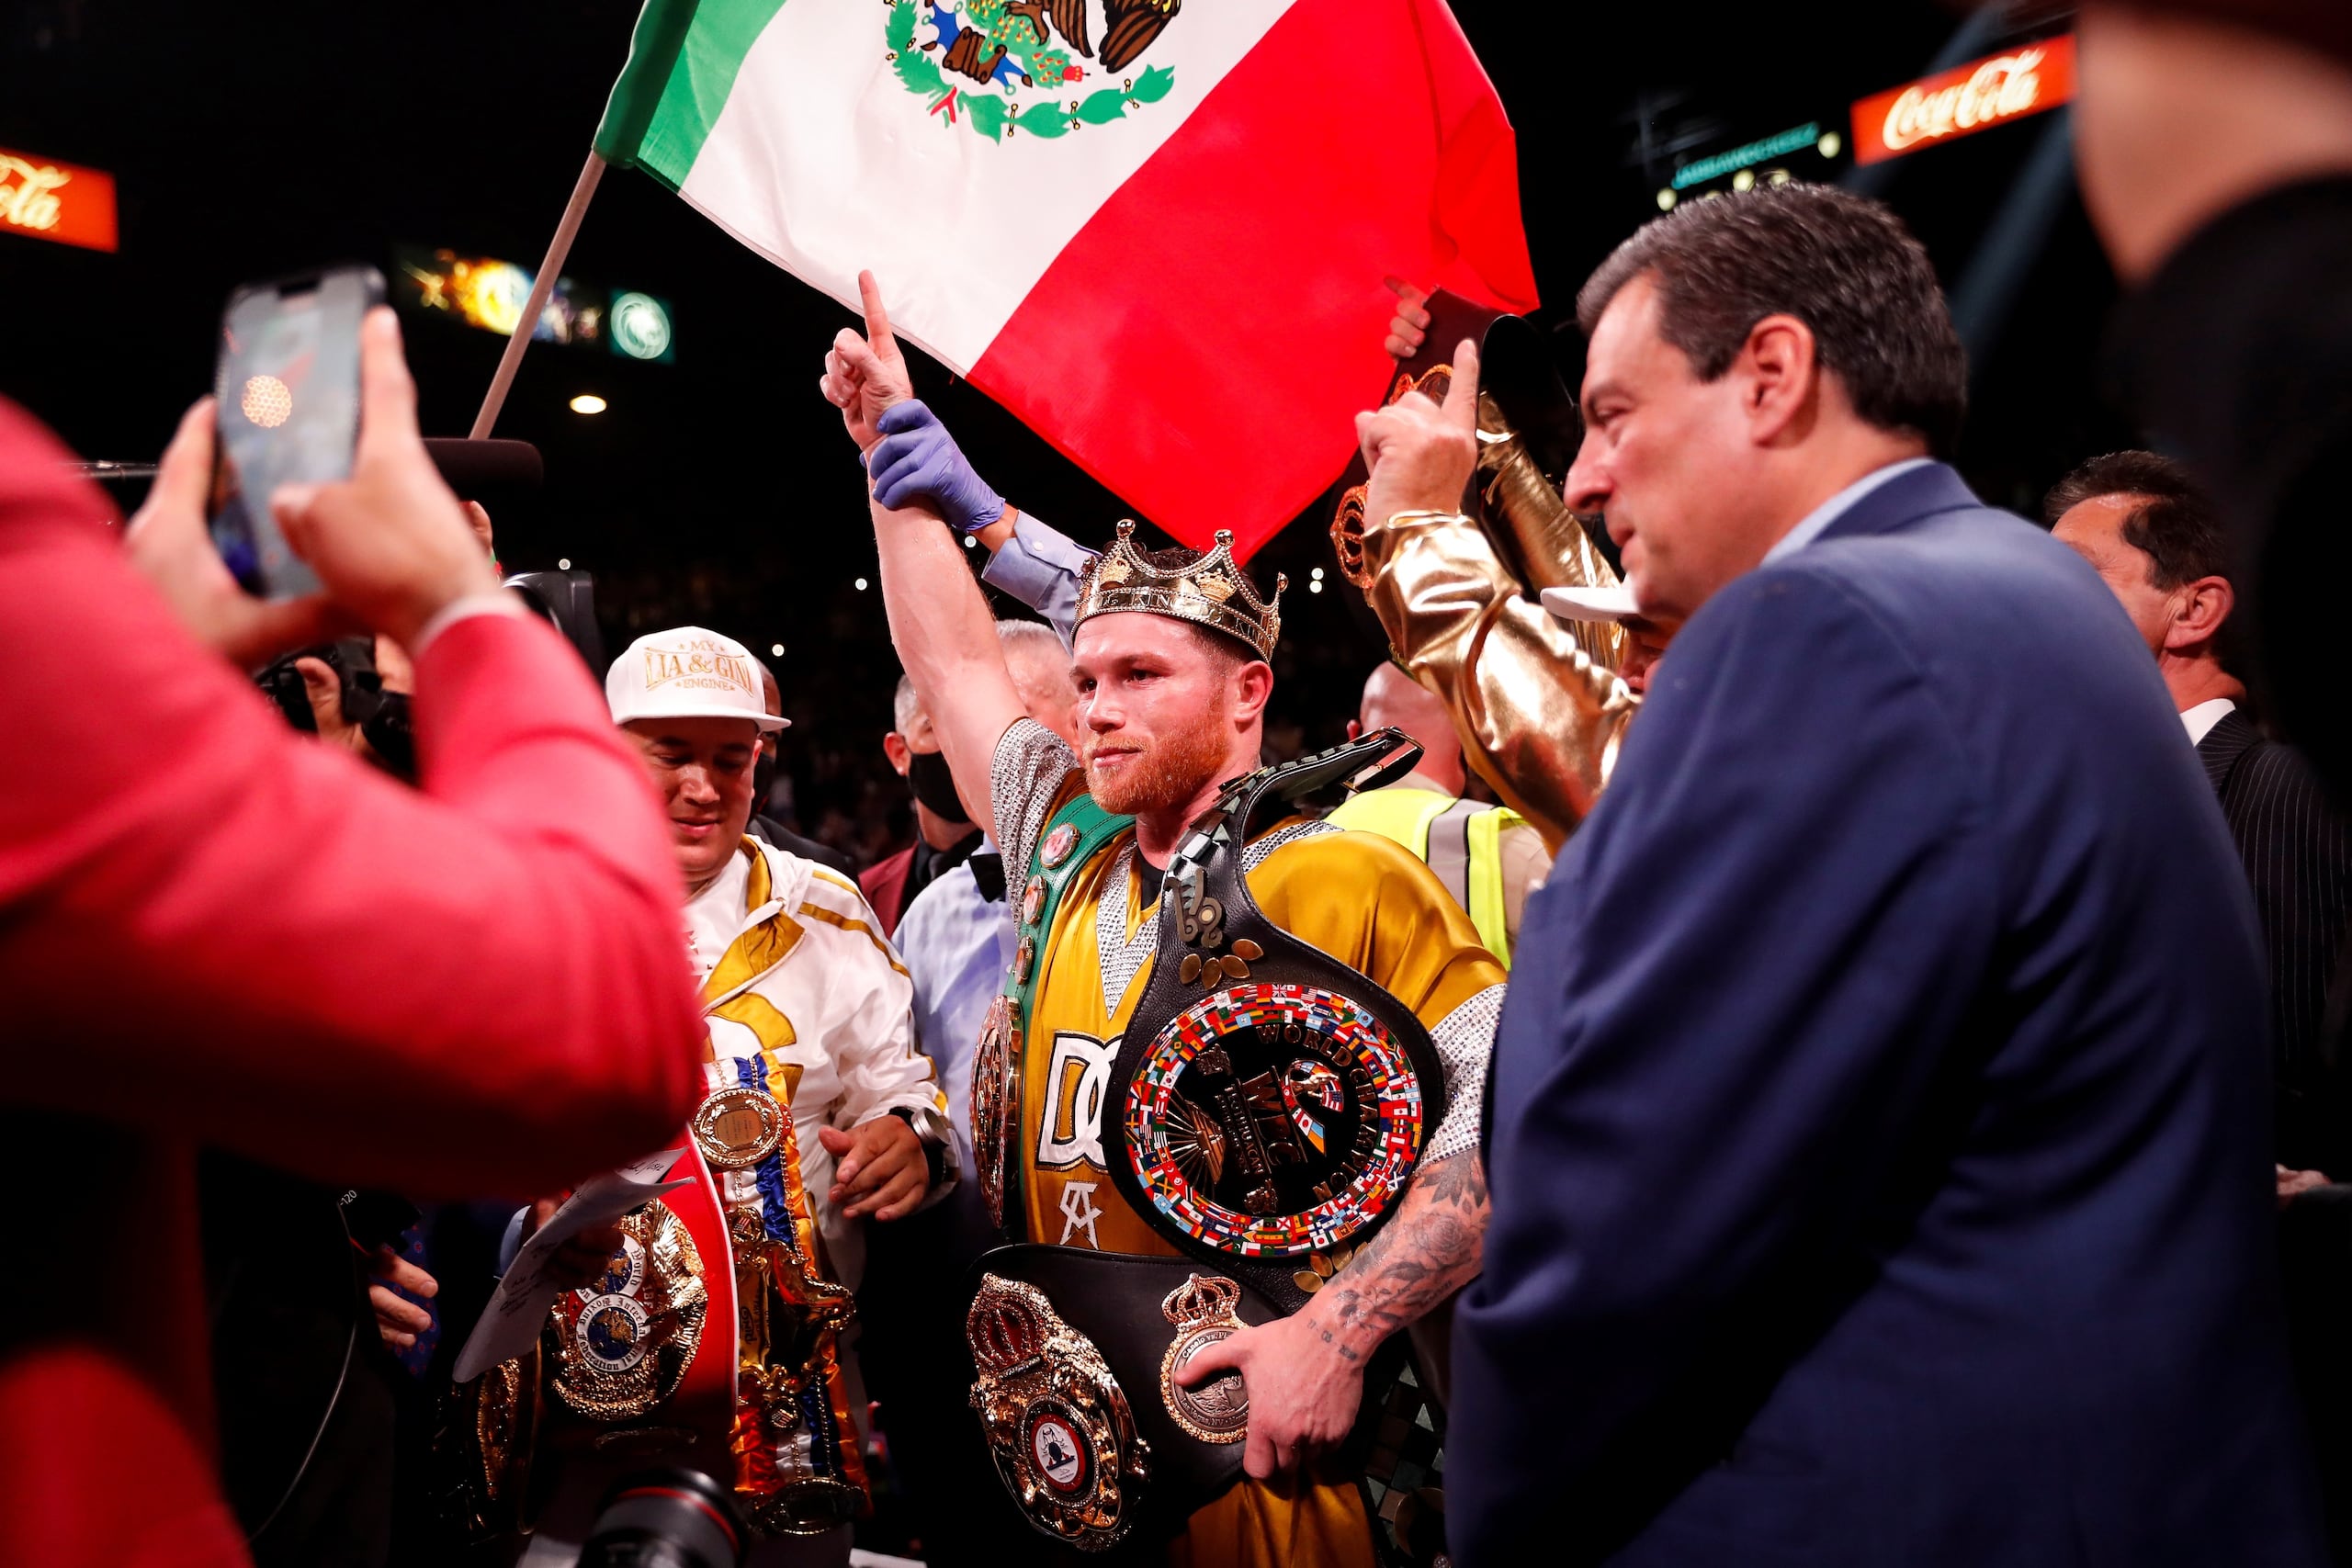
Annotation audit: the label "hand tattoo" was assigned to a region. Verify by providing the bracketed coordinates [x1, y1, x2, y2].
[1307, 1147, 1489, 1363]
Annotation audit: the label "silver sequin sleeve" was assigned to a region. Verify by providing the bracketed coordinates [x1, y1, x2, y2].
[991, 717, 1080, 880]
[1425, 983, 1504, 1165]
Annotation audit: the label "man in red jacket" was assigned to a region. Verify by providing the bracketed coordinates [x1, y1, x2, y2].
[0, 308, 707, 1568]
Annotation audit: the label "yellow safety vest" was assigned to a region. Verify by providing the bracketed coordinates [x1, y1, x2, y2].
[1325, 786, 1521, 966]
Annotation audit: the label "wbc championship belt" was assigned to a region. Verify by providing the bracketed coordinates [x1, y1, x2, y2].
[1107, 728, 1445, 1312]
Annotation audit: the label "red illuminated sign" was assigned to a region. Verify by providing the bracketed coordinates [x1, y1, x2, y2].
[0, 146, 118, 253]
[1852, 35, 2076, 165]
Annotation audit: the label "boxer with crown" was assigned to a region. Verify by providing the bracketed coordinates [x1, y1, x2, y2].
[824, 277, 1504, 1567]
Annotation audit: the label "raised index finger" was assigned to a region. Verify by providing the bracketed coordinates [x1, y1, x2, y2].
[1442, 337, 1480, 431]
[858, 269, 899, 358]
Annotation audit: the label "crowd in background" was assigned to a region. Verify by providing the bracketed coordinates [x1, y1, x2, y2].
[583, 555, 1371, 871]
[10, 4, 2352, 1568]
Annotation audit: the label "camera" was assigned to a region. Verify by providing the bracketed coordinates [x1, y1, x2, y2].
[578, 1468, 748, 1568]
[255, 636, 416, 776]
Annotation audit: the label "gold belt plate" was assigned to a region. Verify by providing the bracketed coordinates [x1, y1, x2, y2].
[967, 1274, 1149, 1551]
[1158, 1274, 1249, 1445]
[693, 1083, 786, 1170]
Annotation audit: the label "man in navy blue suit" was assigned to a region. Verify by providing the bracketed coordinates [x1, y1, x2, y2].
[1356, 186, 2325, 1564]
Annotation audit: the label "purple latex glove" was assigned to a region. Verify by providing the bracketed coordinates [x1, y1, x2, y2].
[864, 400, 1007, 534]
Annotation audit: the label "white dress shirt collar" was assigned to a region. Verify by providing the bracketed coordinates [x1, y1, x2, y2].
[2180, 697, 2236, 747]
[1762, 457, 1937, 565]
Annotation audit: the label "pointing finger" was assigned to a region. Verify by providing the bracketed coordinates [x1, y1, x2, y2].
[1442, 337, 1480, 430]
[832, 329, 881, 378]
[858, 269, 899, 360]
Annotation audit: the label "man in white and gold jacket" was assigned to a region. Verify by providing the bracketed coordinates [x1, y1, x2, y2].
[469, 626, 953, 1566]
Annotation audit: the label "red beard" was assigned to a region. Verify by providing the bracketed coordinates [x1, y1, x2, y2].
[1083, 706, 1230, 816]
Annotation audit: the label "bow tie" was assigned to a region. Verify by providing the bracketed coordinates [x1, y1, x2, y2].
[969, 852, 1006, 903]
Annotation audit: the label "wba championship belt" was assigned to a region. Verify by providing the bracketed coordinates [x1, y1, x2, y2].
[1107, 729, 1445, 1312]
[964, 1245, 1283, 1551]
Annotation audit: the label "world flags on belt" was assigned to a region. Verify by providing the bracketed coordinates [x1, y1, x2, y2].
[593, 0, 1538, 558]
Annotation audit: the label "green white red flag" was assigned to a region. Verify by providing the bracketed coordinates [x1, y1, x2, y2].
[594, 0, 1537, 556]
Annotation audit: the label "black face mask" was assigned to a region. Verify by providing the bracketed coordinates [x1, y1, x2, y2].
[907, 748, 970, 825]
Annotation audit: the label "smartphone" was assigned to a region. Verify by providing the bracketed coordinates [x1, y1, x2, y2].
[209, 265, 386, 597]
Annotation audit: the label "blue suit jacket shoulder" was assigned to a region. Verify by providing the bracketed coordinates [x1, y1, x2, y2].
[1452, 464, 2322, 1567]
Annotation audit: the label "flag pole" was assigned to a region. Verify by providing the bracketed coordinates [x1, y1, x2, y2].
[469, 150, 609, 438]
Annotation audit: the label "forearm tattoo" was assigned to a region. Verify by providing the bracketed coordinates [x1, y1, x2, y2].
[1308, 1148, 1489, 1363]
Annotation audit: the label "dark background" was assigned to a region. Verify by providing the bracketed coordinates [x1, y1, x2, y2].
[3, 0, 2125, 864]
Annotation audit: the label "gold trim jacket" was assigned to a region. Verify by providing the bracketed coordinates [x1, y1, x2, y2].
[697, 839, 955, 1286]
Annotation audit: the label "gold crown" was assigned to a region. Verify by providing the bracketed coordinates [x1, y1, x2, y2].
[1159, 1272, 1242, 1328]
[967, 1276, 1054, 1379]
[1074, 523, 1285, 660]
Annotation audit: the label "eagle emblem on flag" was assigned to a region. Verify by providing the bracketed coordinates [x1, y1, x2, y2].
[886, 0, 1178, 141]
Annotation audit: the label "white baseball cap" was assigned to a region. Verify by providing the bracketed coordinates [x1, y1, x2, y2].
[1539, 583, 1642, 625]
[606, 626, 787, 732]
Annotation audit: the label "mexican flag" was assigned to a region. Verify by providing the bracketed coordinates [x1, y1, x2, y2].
[593, 0, 1537, 558]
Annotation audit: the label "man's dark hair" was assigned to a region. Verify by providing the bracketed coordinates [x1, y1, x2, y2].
[2042, 450, 2230, 591]
[1575, 185, 1968, 459]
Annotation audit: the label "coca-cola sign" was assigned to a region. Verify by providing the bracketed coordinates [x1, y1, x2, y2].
[1851, 35, 2076, 165]
[0, 146, 117, 253]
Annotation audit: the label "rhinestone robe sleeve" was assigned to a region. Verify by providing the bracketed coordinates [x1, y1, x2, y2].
[992, 716, 1080, 880]
[1357, 508, 1638, 852]
[1426, 983, 1504, 1164]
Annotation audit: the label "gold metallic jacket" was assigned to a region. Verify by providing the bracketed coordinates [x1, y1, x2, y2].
[1351, 391, 1639, 852]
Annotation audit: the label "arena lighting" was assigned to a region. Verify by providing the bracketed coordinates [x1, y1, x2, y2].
[559, 558, 572, 570]
[1310, 566, 1325, 581]
[0, 145, 118, 252]
[1656, 188, 1677, 211]
[1851, 35, 2076, 164]
[570, 394, 607, 414]
[771, 643, 786, 656]
[1671, 121, 1825, 191]
[1817, 130, 1842, 159]
[395, 246, 677, 363]
[963, 533, 978, 548]
[1732, 169, 1755, 192]
[1308, 581, 1323, 594]
[854, 577, 869, 591]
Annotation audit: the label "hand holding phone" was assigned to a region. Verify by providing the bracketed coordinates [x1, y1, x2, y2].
[123, 400, 347, 668]
[270, 308, 507, 649]
[129, 307, 507, 663]
[210, 266, 384, 599]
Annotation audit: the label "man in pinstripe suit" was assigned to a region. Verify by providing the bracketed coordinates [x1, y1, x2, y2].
[2052, 450, 2352, 1558]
